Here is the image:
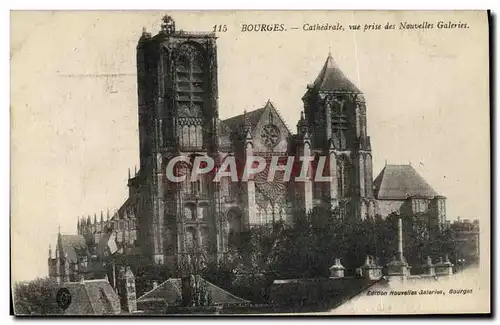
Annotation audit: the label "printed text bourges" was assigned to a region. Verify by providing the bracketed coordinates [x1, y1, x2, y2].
[213, 21, 469, 33]
[366, 289, 473, 296]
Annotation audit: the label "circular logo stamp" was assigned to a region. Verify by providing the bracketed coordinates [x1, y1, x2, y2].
[56, 288, 72, 310]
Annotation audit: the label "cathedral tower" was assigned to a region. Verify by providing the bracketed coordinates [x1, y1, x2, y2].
[302, 54, 375, 219]
[136, 15, 220, 267]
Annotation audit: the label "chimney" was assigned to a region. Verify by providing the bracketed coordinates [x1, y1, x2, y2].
[422, 256, 436, 276]
[360, 255, 383, 280]
[329, 258, 345, 278]
[118, 266, 137, 313]
[181, 275, 195, 307]
[435, 255, 454, 276]
[153, 281, 158, 289]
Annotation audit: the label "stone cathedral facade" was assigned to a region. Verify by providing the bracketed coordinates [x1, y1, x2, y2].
[48, 16, 447, 280]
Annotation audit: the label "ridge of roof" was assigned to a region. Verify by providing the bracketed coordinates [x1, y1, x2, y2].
[222, 107, 265, 134]
[264, 100, 292, 135]
[309, 54, 361, 93]
[137, 278, 176, 301]
[221, 100, 292, 136]
[137, 277, 250, 305]
[373, 164, 439, 200]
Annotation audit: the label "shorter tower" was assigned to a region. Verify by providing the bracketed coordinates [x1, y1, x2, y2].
[302, 54, 374, 219]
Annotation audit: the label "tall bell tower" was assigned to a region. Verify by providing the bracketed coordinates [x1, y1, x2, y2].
[302, 54, 375, 219]
[136, 15, 220, 268]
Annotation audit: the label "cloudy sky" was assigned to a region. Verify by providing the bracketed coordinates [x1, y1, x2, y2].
[11, 11, 489, 282]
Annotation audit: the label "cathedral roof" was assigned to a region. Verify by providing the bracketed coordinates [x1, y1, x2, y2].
[309, 54, 361, 93]
[221, 100, 291, 136]
[373, 164, 439, 200]
[222, 107, 265, 134]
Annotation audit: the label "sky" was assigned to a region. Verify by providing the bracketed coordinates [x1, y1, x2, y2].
[11, 11, 490, 282]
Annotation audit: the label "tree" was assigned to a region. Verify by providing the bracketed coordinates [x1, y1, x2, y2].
[201, 208, 461, 304]
[267, 207, 347, 278]
[227, 221, 285, 275]
[13, 277, 63, 315]
[264, 209, 458, 279]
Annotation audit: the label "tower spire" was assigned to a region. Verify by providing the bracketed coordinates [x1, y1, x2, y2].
[308, 54, 361, 93]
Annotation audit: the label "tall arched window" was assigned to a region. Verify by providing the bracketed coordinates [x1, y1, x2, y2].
[200, 227, 211, 252]
[359, 154, 365, 197]
[364, 154, 372, 196]
[368, 201, 376, 218]
[331, 98, 349, 150]
[312, 154, 328, 200]
[339, 201, 347, 220]
[198, 203, 209, 220]
[185, 227, 197, 250]
[189, 125, 197, 147]
[175, 42, 205, 150]
[182, 125, 189, 147]
[196, 126, 203, 148]
[360, 201, 368, 220]
[257, 206, 264, 224]
[184, 203, 196, 220]
[227, 209, 242, 248]
[337, 156, 350, 197]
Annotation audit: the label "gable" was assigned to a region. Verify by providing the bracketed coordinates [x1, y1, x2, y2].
[63, 280, 121, 315]
[252, 101, 291, 152]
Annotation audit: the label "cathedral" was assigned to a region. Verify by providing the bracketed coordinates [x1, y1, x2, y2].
[48, 15, 446, 282]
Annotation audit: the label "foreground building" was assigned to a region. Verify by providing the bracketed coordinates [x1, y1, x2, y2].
[48, 15, 446, 280]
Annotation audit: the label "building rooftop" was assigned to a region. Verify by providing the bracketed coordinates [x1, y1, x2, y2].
[373, 164, 439, 200]
[61, 279, 121, 315]
[308, 54, 361, 93]
[137, 277, 250, 307]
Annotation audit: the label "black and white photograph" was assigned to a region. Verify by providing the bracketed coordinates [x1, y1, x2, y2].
[10, 10, 490, 315]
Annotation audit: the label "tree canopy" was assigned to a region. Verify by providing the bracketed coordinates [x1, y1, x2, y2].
[222, 208, 459, 280]
[13, 277, 63, 315]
